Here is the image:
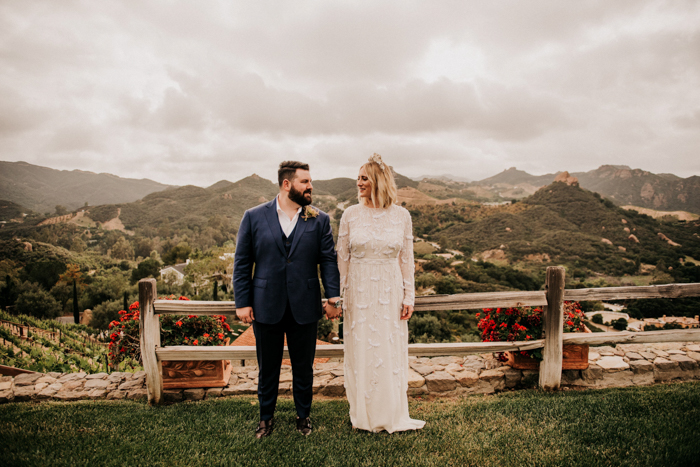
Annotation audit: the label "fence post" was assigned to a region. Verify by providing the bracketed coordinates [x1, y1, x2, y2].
[539, 266, 565, 390]
[139, 278, 162, 404]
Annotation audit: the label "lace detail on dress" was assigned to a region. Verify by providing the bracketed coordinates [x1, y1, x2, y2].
[338, 204, 424, 433]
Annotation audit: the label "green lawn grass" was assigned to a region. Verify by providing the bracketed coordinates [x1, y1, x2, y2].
[1, 382, 699, 467]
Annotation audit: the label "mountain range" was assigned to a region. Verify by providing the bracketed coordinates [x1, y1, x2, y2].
[472, 165, 700, 214]
[0, 161, 171, 214]
[1, 161, 699, 220]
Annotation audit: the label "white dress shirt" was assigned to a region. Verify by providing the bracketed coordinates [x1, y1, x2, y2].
[276, 195, 302, 237]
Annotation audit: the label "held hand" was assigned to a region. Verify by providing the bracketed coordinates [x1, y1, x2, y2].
[325, 306, 342, 320]
[237, 306, 255, 324]
[324, 300, 342, 320]
[400, 304, 414, 321]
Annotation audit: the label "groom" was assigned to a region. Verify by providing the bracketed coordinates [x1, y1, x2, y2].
[233, 161, 341, 439]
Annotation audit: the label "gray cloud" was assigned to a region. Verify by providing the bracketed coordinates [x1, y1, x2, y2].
[0, 0, 698, 186]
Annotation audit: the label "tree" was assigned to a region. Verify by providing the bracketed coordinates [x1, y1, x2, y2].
[213, 281, 219, 301]
[162, 241, 192, 265]
[131, 257, 162, 283]
[55, 205, 67, 216]
[15, 282, 61, 319]
[90, 299, 122, 331]
[70, 237, 87, 253]
[110, 237, 135, 260]
[133, 237, 155, 259]
[0, 274, 18, 312]
[73, 280, 79, 324]
[611, 318, 628, 331]
[84, 268, 129, 309]
[592, 314, 604, 324]
[23, 260, 67, 290]
[57, 263, 83, 286]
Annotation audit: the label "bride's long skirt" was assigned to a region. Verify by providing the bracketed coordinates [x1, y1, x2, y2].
[343, 258, 425, 433]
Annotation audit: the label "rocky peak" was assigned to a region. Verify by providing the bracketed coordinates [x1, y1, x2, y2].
[553, 171, 579, 186]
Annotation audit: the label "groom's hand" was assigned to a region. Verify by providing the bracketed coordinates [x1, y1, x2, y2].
[237, 306, 255, 324]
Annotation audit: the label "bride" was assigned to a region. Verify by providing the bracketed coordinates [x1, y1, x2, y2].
[337, 153, 425, 433]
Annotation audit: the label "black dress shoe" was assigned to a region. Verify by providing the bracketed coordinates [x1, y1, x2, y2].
[296, 417, 312, 436]
[255, 419, 274, 439]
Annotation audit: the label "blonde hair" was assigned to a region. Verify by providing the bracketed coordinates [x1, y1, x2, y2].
[359, 153, 398, 208]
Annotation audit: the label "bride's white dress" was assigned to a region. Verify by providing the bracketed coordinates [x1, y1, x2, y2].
[337, 203, 425, 433]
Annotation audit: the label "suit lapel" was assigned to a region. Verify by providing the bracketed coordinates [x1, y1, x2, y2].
[288, 207, 309, 257]
[263, 200, 286, 256]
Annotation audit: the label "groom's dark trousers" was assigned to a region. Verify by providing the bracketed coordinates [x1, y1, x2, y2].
[233, 199, 340, 421]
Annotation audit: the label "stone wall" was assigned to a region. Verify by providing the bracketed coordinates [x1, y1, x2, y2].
[2, 342, 698, 404]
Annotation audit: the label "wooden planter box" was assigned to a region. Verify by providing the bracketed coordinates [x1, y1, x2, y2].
[506, 344, 590, 370]
[506, 327, 591, 371]
[161, 359, 232, 389]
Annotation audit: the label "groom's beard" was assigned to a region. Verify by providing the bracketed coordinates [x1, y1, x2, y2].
[289, 185, 312, 207]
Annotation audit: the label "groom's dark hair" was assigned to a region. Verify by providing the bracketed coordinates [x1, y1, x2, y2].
[278, 161, 310, 186]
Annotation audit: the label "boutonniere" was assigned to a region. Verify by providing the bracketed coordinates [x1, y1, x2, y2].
[302, 206, 319, 221]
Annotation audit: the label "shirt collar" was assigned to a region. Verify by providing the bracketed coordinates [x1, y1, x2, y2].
[275, 195, 302, 216]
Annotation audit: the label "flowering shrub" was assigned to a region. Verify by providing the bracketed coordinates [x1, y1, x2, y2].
[476, 301, 587, 361]
[108, 295, 236, 370]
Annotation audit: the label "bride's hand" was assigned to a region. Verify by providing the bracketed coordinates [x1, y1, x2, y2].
[400, 304, 413, 320]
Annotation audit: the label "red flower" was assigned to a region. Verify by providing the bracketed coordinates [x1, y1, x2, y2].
[193, 339, 198, 346]
[203, 333, 210, 338]
[176, 321, 183, 327]
[567, 320, 574, 326]
[218, 333, 224, 340]
[188, 315, 196, 319]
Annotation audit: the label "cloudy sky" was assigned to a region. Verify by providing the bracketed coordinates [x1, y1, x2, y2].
[1, 1, 699, 186]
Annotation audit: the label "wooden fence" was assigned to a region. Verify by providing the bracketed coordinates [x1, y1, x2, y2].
[0, 319, 60, 343]
[138, 268, 700, 404]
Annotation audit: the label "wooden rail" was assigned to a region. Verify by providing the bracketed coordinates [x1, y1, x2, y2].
[152, 282, 700, 315]
[140, 273, 700, 404]
[155, 339, 548, 361]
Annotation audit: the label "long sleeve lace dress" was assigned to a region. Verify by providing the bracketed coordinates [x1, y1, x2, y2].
[337, 203, 425, 433]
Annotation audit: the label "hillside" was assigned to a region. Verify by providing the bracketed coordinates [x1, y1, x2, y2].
[116, 174, 279, 234]
[477, 167, 557, 187]
[0, 161, 172, 214]
[574, 165, 700, 214]
[472, 165, 700, 214]
[0, 200, 26, 221]
[437, 182, 700, 277]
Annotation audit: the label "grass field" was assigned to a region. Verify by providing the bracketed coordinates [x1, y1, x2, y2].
[1, 382, 699, 467]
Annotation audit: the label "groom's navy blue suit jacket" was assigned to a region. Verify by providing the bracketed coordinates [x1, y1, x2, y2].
[233, 199, 340, 325]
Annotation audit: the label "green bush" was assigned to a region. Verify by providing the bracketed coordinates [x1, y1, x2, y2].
[90, 299, 122, 331]
[317, 316, 334, 340]
[15, 281, 62, 319]
[408, 314, 453, 343]
[611, 318, 628, 331]
[592, 314, 604, 324]
[131, 257, 162, 283]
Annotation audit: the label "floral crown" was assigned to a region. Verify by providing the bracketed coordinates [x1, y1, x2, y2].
[368, 153, 386, 170]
